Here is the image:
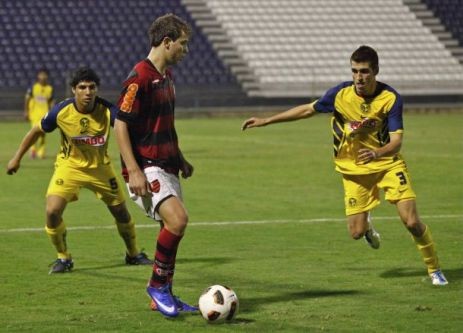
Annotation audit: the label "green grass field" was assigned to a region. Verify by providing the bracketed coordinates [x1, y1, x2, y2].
[0, 113, 462, 332]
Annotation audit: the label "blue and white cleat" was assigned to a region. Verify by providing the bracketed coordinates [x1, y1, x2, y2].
[174, 296, 199, 312]
[150, 296, 198, 312]
[147, 284, 179, 317]
[429, 270, 448, 286]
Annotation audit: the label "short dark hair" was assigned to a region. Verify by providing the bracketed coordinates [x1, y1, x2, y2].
[37, 68, 49, 75]
[69, 67, 100, 87]
[351, 45, 379, 74]
[148, 13, 192, 47]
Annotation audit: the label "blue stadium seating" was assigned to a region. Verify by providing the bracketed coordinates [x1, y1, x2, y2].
[423, 0, 462, 45]
[0, 0, 236, 88]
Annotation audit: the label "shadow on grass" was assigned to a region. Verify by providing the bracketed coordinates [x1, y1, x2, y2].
[379, 267, 463, 281]
[239, 289, 362, 314]
[176, 256, 235, 265]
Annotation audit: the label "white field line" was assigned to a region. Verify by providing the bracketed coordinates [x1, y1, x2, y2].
[0, 214, 461, 234]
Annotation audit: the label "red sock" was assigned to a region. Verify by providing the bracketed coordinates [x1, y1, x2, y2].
[150, 228, 182, 288]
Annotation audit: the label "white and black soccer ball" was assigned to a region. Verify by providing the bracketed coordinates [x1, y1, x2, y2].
[198, 285, 239, 323]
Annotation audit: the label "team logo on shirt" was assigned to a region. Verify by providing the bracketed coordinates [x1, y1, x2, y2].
[80, 117, 89, 134]
[360, 103, 370, 113]
[120, 83, 138, 113]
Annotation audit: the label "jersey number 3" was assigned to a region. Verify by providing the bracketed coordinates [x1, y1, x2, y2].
[395, 171, 407, 185]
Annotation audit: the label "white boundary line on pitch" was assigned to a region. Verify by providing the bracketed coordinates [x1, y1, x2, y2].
[0, 214, 461, 234]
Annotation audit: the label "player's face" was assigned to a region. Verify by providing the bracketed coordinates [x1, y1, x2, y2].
[166, 31, 189, 65]
[351, 61, 377, 96]
[37, 72, 49, 85]
[72, 81, 98, 112]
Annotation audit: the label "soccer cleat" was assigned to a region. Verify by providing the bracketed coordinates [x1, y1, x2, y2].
[429, 270, 448, 286]
[125, 252, 153, 265]
[146, 284, 179, 317]
[364, 213, 380, 249]
[150, 296, 199, 312]
[49, 258, 74, 274]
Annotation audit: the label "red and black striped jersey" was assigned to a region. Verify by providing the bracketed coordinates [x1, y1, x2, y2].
[117, 59, 180, 179]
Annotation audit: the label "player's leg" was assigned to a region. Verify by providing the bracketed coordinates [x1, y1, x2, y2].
[395, 199, 447, 285]
[45, 195, 73, 273]
[106, 202, 152, 265]
[343, 174, 381, 248]
[382, 164, 447, 285]
[36, 132, 46, 159]
[87, 165, 152, 265]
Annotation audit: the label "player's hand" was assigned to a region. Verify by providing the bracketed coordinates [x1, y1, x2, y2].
[6, 158, 20, 175]
[241, 117, 267, 131]
[180, 159, 194, 179]
[128, 169, 151, 197]
[357, 148, 378, 164]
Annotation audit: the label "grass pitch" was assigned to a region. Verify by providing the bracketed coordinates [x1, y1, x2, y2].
[0, 113, 462, 332]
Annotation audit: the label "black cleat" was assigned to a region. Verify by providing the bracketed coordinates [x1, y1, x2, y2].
[49, 259, 74, 274]
[125, 252, 153, 265]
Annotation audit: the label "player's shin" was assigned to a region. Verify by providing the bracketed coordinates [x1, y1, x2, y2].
[150, 228, 182, 288]
[45, 222, 70, 259]
[116, 219, 139, 257]
[412, 225, 440, 273]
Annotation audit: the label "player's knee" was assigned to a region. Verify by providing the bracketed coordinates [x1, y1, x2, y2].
[168, 211, 188, 234]
[46, 207, 63, 227]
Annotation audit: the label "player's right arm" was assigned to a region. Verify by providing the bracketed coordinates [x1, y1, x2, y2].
[6, 126, 44, 175]
[241, 102, 317, 130]
[114, 118, 151, 197]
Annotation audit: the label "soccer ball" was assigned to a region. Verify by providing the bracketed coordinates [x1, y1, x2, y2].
[198, 285, 239, 323]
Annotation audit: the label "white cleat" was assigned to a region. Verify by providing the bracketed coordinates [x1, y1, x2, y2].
[364, 213, 380, 249]
[429, 270, 448, 286]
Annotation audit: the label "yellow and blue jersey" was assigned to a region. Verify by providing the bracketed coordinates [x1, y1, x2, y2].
[27, 82, 54, 117]
[40, 97, 118, 169]
[314, 81, 404, 175]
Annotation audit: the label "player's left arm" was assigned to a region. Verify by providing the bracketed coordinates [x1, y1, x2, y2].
[358, 92, 404, 164]
[357, 132, 402, 164]
[179, 150, 194, 179]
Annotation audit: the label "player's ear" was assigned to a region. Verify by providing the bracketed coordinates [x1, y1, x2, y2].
[163, 37, 173, 49]
[71, 87, 76, 95]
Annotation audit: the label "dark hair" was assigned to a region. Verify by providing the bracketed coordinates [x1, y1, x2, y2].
[69, 67, 100, 87]
[350, 45, 379, 74]
[148, 13, 192, 47]
[37, 68, 49, 75]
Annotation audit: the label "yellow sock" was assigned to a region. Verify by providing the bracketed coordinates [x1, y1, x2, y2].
[412, 225, 440, 274]
[45, 222, 71, 260]
[116, 219, 139, 257]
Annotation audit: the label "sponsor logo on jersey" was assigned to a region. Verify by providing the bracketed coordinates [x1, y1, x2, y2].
[349, 118, 377, 133]
[120, 83, 138, 113]
[71, 134, 107, 146]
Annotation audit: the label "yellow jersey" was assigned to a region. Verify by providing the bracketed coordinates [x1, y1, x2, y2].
[27, 82, 54, 116]
[40, 97, 118, 169]
[314, 81, 404, 175]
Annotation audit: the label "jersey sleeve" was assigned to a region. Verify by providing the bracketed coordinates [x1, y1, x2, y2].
[40, 99, 72, 132]
[116, 69, 145, 123]
[26, 85, 32, 97]
[313, 82, 350, 113]
[98, 97, 120, 127]
[387, 92, 403, 132]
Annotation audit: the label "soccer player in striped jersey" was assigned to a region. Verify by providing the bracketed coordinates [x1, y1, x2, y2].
[242, 46, 448, 286]
[7, 67, 152, 274]
[24, 68, 54, 159]
[115, 14, 197, 317]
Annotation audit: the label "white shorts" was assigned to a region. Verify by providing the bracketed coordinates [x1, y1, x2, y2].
[126, 166, 182, 221]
